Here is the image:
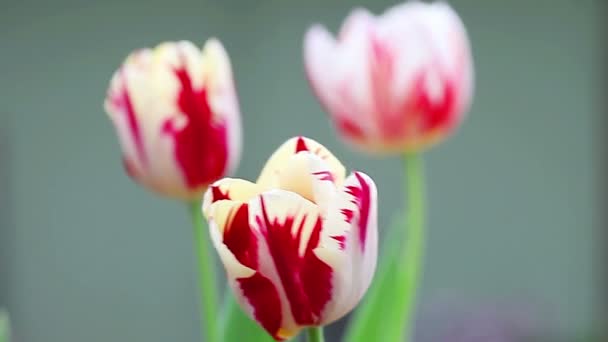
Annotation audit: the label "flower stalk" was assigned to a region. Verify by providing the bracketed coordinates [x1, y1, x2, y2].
[395, 152, 427, 342]
[189, 200, 220, 342]
[306, 327, 325, 342]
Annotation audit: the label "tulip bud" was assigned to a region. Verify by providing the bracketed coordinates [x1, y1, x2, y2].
[203, 136, 378, 340]
[304, 2, 473, 153]
[104, 39, 241, 200]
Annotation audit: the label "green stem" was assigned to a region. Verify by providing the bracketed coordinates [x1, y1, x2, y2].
[0, 310, 10, 342]
[306, 327, 324, 342]
[189, 200, 220, 342]
[398, 152, 426, 342]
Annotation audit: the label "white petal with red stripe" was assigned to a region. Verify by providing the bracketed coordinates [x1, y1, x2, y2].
[304, 2, 473, 153]
[202, 136, 378, 340]
[257, 136, 345, 190]
[104, 39, 241, 199]
[317, 171, 378, 323]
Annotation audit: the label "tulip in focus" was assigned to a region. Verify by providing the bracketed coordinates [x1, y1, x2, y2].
[105, 39, 241, 200]
[304, 1, 473, 153]
[203, 136, 378, 340]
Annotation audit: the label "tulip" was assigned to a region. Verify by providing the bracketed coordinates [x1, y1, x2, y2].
[304, 1, 473, 153]
[104, 39, 241, 200]
[202, 136, 378, 340]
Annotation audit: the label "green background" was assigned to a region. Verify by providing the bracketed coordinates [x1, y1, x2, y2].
[0, 0, 603, 341]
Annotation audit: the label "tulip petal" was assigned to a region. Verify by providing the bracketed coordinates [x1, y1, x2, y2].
[205, 137, 379, 338]
[304, 2, 473, 153]
[208, 201, 256, 279]
[202, 178, 262, 216]
[163, 41, 230, 190]
[375, 2, 472, 148]
[340, 172, 378, 298]
[320, 171, 377, 255]
[236, 272, 284, 340]
[417, 3, 473, 123]
[208, 201, 286, 341]
[304, 13, 378, 141]
[257, 137, 345, 190]
[201, 39, 243, 177]
[249, 190, 333, 329]
[105, 39, 242, 199]
[303, 26, 342, 118]
[338, 8, 375, 41]
[276, 152, 338, 216]
[316, 171, 378, 323]
[106, 49, 189, 197]
[105, 67, 147, 168]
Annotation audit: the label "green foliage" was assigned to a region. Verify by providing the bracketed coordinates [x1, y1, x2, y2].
[0, 310, 10, 342]
[343, 213, 405, 342]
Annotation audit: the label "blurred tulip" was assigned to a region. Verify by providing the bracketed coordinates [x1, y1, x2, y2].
[304, 1, 473, 153]
[202, 136, 378, 340]
[105, 39, 241, 200]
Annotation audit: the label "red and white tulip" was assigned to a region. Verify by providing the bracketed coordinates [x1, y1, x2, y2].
[304, 1, 473, 153]
[202, 137, 378, 340]
[104, 39, 241, 200]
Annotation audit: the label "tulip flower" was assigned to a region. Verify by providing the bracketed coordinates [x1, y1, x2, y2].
[202, 136, 378, 341]
[104, 39, 241, 200]
[304, 1, 473, 153]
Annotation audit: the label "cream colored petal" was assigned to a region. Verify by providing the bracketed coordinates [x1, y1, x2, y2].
[104, 45, 187, 198]
[206, 197, 258, 280]
[202, 178, 263, 218]
[201, 38, 234, 105]
[208, 212, 256, 279]
[201, 38, 243, 177]
[256, 136, 345, 190]
[105, 39, 243, 200]
[276, 152, 337, 217]
[104, 68, 144, 175]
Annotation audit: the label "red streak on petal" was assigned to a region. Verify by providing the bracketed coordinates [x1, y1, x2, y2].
[341, 208, 355, 224]
[110, 72, 147, 165]
[413, 71, 456, 133]
[369, 35, 404, 139]
[221, 204, 284, 339]
[335, 116, 366, 140]
[210, 185, 231, 202]
[223, 204, 258, 269]
[237, 273, 283, 340]
[330, 235, 346, 250]
[256, 197, 332, 325]
[295, 136, 309, 152]
[164, 63, 228, 189]
[299, 221, 332, 324]
[345, 172, 372, 251]
[312, 171, 334, 182]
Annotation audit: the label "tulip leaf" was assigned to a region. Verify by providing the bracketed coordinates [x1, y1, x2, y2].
[0, 310, 10, 342]
[221, 291, 274, 342]
[343, 213, 405, 342]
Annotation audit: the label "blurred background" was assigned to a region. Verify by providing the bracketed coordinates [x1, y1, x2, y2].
[0, 0, 605, 341]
